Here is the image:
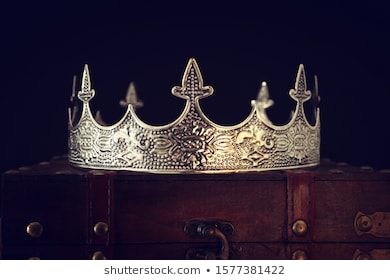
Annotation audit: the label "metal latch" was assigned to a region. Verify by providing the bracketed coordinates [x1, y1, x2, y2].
[354, 211, 390, 238]
[184, 219, 234, 260]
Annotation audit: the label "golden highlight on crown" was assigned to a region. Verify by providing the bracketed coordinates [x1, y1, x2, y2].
[68, 58, 320, 173]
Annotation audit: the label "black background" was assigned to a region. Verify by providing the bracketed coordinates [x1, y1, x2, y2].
[1, 1, 390, 172]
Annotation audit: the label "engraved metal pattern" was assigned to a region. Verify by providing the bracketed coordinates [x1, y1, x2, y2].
[68, 59, 320, 173]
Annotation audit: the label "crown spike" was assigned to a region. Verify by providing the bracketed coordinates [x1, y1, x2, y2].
[295, 64, 307, 92]
[120, 82, 144, 109]
[257, 82, 274, 108]
[252, 81, 274, 123]
[95, 110, 107, 126]
[259, 81, 269, 99]
[313, 75, 320, 106]
[78, 64, 95, 102]
[81, 64, 91, 92]
[289, 64, 311, 103]
[70, 75, 77, 102]
[70, 75, 79, 124]
[172, 58, 213, 100]
[181, 58, 203, 92]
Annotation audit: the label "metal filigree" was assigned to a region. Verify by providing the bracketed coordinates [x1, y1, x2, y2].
[68, 58, 320, 173]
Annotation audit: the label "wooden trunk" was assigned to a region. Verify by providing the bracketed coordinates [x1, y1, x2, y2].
[1, 158, 390, 260]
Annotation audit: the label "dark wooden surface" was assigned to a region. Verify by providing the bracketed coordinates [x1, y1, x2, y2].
[1, 174, 88, 245]
[2, 243, 389, 260]
[287, 172, 315, 242]
[314, 180, 390, 242]
[114, 179, 286, 243]
[1, 157, 390, 259]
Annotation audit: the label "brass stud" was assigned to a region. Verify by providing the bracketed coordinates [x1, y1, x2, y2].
[292, 219, 308, 236]
[292, 250, 308, 260]
[94, 222, 109, 237]
[356, 215, 373, 232]
[92, 251, 106, 260]
[26, 222, 43, 238]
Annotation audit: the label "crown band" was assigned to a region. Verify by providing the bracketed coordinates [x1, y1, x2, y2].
[68, 58, 320, 173]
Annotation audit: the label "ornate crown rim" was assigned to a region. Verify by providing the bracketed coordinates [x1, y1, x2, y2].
[68, 58, 320, 174]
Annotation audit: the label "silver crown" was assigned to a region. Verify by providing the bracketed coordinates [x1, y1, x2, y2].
[68, 58, 320, 173]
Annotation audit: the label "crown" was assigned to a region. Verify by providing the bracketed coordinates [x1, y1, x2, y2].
[68, 58, 320, 173]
